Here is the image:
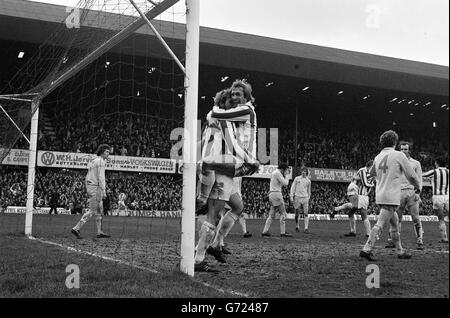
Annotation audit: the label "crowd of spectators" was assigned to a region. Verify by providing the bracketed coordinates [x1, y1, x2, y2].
[0, 167, 181, 213]
[40, 110, 178, 159]
[277, 126, 448, 172]
[2, 102, 447, 217]
[31, 106, 448, 172]
[0, 166, 438, 217]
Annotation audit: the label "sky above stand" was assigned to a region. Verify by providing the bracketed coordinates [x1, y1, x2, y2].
[29, 0, 449, 66]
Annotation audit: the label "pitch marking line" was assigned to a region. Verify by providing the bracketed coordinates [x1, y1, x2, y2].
[410, 249, 449, 254]
[29, 236, 249, 297]
[29, 236, 158, 273]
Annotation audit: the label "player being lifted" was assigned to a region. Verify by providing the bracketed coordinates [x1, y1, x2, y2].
[360, 130, 421, 261]
[385, 141, 424, 250]
[194, 80, 258, 271]
[262, 163, 292, 237]
[290, 168, 312, 233]
[422, 157, 449, 243]
[332, 176, 360, 236]
[196, 82, 259, 212]
[71, 144, 111, 239]
[207, 81, 258, 258]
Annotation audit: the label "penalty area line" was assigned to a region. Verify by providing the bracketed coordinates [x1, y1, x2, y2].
[28, 236, 250, 297]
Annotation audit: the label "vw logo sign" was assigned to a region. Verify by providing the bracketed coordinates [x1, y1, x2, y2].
[41, 152, 55, 166]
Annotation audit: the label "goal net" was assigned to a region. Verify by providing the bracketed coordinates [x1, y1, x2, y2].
[0, 0, 197, 277]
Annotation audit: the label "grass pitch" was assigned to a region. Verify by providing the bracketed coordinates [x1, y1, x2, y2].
[1, 214, 448, 297]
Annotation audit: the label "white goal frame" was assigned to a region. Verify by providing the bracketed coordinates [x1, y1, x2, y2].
[15, 0, 199, 277]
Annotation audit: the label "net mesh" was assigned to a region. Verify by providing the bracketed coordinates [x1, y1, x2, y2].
[0, 0, 181, 162]
[1, 0, 187, 274]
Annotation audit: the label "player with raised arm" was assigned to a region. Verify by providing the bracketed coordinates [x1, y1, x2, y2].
[332, 177, 359, 236]
[360, 130, 421, 261]
[71, 144, 111, 239]
[290, 168, 312, 233]
[385, 141, 424, 250]
[262, 163, 292, 237]
[422, 157, 449, 243]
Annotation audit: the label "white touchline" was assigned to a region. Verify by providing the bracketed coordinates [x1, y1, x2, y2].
[28, 236, 250, 297]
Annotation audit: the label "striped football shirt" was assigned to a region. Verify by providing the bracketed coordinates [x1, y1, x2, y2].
[210, 102, 257, 163]
[422, 167, 449, 196]
[356, 167, 374, 196]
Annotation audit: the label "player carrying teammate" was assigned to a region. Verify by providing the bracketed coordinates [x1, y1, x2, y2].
[385, 141, 424, 250]
[194, 80, 258, 271]
[262, 163, 292, 237]
[360, 130, 421, 261]
[195, 82, 259, 213]
[71, 144, 111, 239]
[422, 157, 449, 243]
[290, 168, 312, 233]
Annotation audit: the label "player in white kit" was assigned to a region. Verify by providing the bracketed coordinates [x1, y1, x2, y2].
[422, 157, 449, 243]
[117, 192, 129, 216]
[71, 144, 111, 239]
[360, 130, 421, 261]
[290, 168, 312, 233]
[385, 141, 424, 250]
[262, 163, 292, 237]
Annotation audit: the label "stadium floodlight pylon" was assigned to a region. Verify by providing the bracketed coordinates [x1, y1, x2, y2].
[0, 0, 199, 277]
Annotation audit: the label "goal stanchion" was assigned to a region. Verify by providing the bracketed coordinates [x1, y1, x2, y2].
[180, 0, 200, 277]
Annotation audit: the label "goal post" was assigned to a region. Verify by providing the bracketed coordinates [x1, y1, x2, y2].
[19, 0, 184, 239]
[1, 0, 199, 276]
[25, 100, 40, 237]
[180, 0, 200, 277]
